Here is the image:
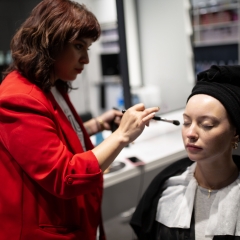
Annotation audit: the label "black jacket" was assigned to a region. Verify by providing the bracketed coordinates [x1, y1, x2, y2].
[130, 156, 240, 240]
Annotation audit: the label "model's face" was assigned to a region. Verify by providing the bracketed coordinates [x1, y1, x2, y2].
[53, 38, 93, 81]
[182, 94, 237, 163]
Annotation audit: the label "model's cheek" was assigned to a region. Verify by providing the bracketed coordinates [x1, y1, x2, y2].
[206, 136, 228, 155]
[181, 129, 187, 142]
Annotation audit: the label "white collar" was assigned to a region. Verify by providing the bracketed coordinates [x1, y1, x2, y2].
[155, 162, 240, 237]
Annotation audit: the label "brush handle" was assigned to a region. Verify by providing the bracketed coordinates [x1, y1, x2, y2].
[121, 110, 180, 126]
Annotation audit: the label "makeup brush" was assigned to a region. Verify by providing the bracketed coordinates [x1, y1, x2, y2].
[122, 110, 180, 126]
[151, 116, 180, 126]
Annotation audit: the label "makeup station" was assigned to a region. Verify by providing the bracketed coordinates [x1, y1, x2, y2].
[98, 108, 188, 221]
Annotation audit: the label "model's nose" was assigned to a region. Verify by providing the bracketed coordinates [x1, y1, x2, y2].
[186, 125, 198, 141]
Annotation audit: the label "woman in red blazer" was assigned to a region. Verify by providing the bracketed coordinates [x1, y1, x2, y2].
[0, 0, 159, 239]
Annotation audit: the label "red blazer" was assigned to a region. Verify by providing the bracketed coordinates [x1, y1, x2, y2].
[0, 71, 105, 240]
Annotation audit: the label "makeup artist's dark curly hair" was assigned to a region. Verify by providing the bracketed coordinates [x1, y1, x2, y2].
[1, 0, 101, 92]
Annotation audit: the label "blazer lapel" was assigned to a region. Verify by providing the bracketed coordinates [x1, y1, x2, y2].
[47, 92, 84, 154]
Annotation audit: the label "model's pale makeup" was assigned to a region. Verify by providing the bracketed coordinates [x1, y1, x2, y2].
[182, 94, 236, 163]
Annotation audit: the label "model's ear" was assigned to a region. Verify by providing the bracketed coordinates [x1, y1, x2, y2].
[233, 127, 239, 140]
[234, 134, 240, 142]
[232, 134, 239, 150]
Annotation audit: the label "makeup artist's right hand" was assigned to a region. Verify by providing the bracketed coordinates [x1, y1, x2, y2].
[116, 103, 160, 144]
[92, 103, 160, 171]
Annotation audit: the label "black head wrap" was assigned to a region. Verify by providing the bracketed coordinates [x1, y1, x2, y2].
[187, 65, 240, 134]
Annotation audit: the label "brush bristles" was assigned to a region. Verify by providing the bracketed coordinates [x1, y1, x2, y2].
[172, 120, 180, 126]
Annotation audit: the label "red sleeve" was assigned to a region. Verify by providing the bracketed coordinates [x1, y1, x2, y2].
[0, 90, 103, 199]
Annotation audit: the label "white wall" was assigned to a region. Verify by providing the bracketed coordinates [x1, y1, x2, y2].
[136, 0, 194, 113]
[90, 0, 117, 24]
[123, 0, 142, 87]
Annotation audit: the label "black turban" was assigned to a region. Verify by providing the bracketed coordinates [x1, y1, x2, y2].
[187, 65, 240, 134]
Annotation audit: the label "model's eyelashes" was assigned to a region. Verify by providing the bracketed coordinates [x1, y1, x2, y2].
[183, 122, 190, 127]
[201, 124, 214, 130]
[182, 121, 214, 130]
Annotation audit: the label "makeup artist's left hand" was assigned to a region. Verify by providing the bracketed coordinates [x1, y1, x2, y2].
[97, 109, 123, 131]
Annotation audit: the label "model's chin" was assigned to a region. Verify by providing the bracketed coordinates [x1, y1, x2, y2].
[187, 153, 205, 162]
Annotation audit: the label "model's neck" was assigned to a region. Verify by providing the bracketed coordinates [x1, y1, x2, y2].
[195, 159, 239, 190]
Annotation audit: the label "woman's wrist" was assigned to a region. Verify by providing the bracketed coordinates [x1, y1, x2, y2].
[95, 118, 105, 132]
[84, 117, 106, 136]
[84, 118, 102, 136]
[113, 128, 130, 145]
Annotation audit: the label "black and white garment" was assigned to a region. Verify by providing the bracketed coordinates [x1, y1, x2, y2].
[130, 156, 240, 240]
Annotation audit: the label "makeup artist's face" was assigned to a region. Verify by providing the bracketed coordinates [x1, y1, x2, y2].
[182, 94, 237, 163]
[53, 38, 93, 81]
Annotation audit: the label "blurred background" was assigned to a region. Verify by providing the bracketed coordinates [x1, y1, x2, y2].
[1, 0, 239, 239]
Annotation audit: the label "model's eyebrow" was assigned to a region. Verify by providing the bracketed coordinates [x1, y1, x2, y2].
[183, 113, 219, 122]
[203, 115, 218, 119]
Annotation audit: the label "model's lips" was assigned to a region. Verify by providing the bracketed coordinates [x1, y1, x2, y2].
[186, 144, 202, 151]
